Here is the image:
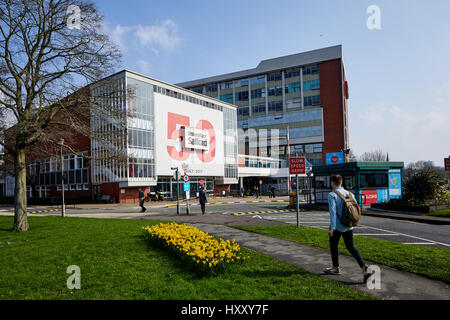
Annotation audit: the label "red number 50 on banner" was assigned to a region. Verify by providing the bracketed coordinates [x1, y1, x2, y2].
[166, 112, 216, 163]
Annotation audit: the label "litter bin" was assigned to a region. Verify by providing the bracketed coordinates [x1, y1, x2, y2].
[289, 192, 297, 208]
[222, 190, 226, 197]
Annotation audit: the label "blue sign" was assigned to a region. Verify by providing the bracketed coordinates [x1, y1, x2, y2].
[388, 169, 402, 199]
[183, 182, 190, 192]
[326, 152, 344, 165]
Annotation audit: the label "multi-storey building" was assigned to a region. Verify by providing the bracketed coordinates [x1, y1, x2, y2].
[177, 45, 350, 188]
[4, 71, 238, 203]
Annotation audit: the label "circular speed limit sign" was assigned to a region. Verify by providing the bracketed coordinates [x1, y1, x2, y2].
[182, 175, 190, 182]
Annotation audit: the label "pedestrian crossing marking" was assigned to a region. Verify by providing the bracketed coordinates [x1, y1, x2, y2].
[233, 209, 296, 216]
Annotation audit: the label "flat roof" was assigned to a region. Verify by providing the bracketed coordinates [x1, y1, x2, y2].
[92, 69, 237, 110]
[312, 161, 404, 174]
[176, 45, 342, 88]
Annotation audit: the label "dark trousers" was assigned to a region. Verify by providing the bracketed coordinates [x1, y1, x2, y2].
[200, 202, 206, 214]
[139, 199, 146, 212]
[329, 230, 365, 268]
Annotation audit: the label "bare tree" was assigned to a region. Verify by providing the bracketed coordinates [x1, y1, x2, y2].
[0, 0, 123, 231]
[359, 148, 388, 162]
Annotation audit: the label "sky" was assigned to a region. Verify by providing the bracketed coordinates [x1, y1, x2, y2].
[93, 0, 450, 167]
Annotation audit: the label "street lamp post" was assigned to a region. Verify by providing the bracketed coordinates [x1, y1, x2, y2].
[60, 139, 65, 218]
[171, 167, 180, 215]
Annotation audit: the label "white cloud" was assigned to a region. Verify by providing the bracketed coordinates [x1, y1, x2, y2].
[135, 19, 182, 52]
[110, 24, 131, 51]
[107, 19, 183, 54]
[137, 60, 151, 74]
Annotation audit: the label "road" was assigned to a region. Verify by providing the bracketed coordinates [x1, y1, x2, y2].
[1, 200, 449, 249]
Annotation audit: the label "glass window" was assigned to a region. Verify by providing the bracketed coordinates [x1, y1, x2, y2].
[303, 65, 320, 75]
[251, 88, 265, 99]
[267, 72, 282, 82]
[238, 106, 249, 116]
[360, 173, 388, 188]
[205, 84, 218, 92]
[252, 103, 266, 114]
[304, 95, 321, 106]
[268, 101, 283, 112]
[285, 82, 301, 94]
[220, 94, 233, 103]
[235, 91, 249, 101]
[284, 68, 300, 78]
[304, 79, 320, 91]
[343, 175, 355, 190]
[250, 75, 265, 85]
[220, 81, 233, 90]
[268, 86, 283, 96]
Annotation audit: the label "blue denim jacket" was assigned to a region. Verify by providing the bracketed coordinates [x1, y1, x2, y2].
[328, 187, 354, 232]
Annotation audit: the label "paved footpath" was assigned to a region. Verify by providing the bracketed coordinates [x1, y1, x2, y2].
[188, 223, 450, 300]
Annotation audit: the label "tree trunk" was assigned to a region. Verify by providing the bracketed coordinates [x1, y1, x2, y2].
[13, 147, 29, 232]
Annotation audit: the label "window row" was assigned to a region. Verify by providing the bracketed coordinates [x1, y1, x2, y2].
[32, 169, 89, 186]
[303, 79, 320, 91]
[128, 158, 155, 178]
[154, 85, 224, 111]
[128, 128, 154, 150]
[304, 95, 321, 106]
[28, 153, 88, 174]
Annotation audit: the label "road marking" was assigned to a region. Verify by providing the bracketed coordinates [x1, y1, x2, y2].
[357, 225, 450, 247]
[402, 242, 437, 245]
[355, 233, 401, 236]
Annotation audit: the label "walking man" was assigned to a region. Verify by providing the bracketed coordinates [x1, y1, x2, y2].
[139, 188, 146, 212]
[325, 175, 370, 282]
[199, 186, 207, 215]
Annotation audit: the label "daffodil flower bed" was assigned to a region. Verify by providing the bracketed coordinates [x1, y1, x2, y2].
[143, 223, 249, 275]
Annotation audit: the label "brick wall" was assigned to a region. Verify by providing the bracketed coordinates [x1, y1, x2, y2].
[319, 59, 347, 164]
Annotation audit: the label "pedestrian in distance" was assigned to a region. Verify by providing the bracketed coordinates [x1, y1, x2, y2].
[199, 186, 208, 215]
[324, 175, 370, 283]
[270, 185, 276, 198]
[139, 188, 146, 212]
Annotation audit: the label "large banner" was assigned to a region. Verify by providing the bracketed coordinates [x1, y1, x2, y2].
[154, 93, 224, 177]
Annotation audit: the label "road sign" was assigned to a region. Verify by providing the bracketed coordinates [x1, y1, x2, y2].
[199, 179, 205, 185]
[183, 175, 190, 182]
[259, 180, 263, 185]
[445, 158, 450, 171]
[289, 157, 306, 175]
[183, 182, 190, 192]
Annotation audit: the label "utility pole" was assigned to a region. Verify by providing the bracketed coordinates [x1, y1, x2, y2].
[60, 139, 65, 218]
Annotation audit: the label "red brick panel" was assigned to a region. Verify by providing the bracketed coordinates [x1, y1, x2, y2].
[319, 59, 346, 164]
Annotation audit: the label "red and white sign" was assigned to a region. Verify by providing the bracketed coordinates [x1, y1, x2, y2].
[182, 175, 190, 182]
[199, 180, 205, 185]
[289, 157, 306, 175]
[361, 189, 378, 205]
[445, 158, 450, 171]
[154, 93, 224, 177]
[331, 156, 339, 163]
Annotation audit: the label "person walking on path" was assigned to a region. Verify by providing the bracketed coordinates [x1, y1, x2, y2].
[199, 186, 208, 215]
[325, 175, 370, 282]
[139, 189, 147, 212]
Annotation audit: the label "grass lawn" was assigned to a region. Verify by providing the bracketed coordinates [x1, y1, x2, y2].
[427, 208, 450, 217]
[0, 216, 375, 300]
[232, 225, 450, 283]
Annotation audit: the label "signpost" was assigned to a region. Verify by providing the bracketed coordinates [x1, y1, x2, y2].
[289, 157, 306, 228]
[183, 182, 190, 214]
